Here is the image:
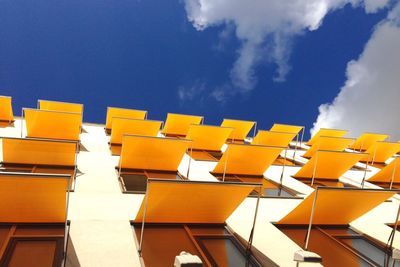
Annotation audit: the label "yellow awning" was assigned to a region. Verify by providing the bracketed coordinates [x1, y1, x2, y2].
[2, 137, 77, 166]
[0, 96, 13, 122]
[0, 173, 70, 223]
[307, 128, 348, 146]
[303, 136, 355, 158]
[278, 187, 394, 225]
[252, 130, 297, 147]
[110, 118, 162, 145]
[105, 107, 147, 130]
[361, 141, 400, 163]
[119, 135, 191, 171]
[221, 119, 255, 140]
[270, 123, 303, 135]
[368, 158, 400, 183]
[186, 125, 233, 151]
[38, 99, 84, 114]
[294, 151, 367, 180]
[349, 132, 389, 151]
[134, 180, 256, 223]
[212, 144, 284, 176]
[24, 108, 82, 141]
[162, 113, 203, 136]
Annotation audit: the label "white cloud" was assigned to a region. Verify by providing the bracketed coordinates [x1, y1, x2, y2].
[183, 0, 389, 93]
[312, 6, 400, 140]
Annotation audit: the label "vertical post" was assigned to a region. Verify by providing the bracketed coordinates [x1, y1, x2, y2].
[20, 108, 24, 138]
[63, 175, 72, 266]
[310, 151, 319, 187]
[361, 156, 370, 189]
[293, 134, 299, 159]
[280, 148, 288, 185]
[300, 127, 305, 148]
[138, 181, 150, 256]
[246, 184, 262, 255]
[222, 145, 230, 182]
[186, 144, 193, 179]
[371, 143, 378, 166]
[389, 158, 398, 190]
[304, 188, 319, 250]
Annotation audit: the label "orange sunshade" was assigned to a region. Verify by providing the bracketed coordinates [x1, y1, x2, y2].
[368, 158, 400, 183]
[294, 151, 367, 180]
[110, 118, 162, 145]
[278, 188, 394, 225]
[134, 180, 256, 223]
[270, 123, 303, 135]
[307, 128, 348, 146]
[162, 113, 203, 136]
[212, 144, 284, 176]
[24, 108, 81, 141]
[361, 142, 400, 163]
[2, 137, 77, 166]
[0, 173, 70, 223]
[38, 99, 84, 114]
[105, 107, 147, 130]
[186, 125, 233, 151]
[349, 132, 389, 151]
[303, 137, 355, 158]
[0, 96, 13, 122]
[221, 119, 255, 140]
[119, 135, 191, 171]
[252, 130, 297, 147]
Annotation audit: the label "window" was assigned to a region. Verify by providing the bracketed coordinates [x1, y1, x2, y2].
[132, 223, 274, 267]
[213, 174, 299, 198]
[0, 223, 66, 267]
[189, 149, 222, 161]
[278, 225, 399, 267]
[119, 170, 184, 193]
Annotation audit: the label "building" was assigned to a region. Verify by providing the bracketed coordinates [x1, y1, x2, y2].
[1, 96, 400, 266]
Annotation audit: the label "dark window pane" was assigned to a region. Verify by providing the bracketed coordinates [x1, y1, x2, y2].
[121, 174, 147, 192]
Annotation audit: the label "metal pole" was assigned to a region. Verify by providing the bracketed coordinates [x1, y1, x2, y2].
[280, 148, 288, 185]
[371, 143, 378, 166]
[300, 127, 305, 148]
[390, 158, 398, 190]
[138, 182, 150, 256]
[293, 133, 299, 159]
[21, 108, 24, 138]
[247, 184, 262, 254]
[305, 188, 319, 250]
[222, 145, 230, 182]
[361, 156, 370, 189]
[253, 122, 257, 139]
[186, 144, 193, 179]
[311, 150, 319, 187]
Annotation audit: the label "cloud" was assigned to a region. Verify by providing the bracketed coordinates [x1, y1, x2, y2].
[312, 5, 400, 140]
[183, 0, 390, 93]
[177, 80, 206, 102]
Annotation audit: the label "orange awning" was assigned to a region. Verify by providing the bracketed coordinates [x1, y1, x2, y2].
[105, 107, 147, 130]
[0, 96, 13, 122]
[212, 144, 284, 176]
[24, 108, 82, 141]
[361, 141, 400, 163]
[368, 158, 400, 183]
[186, 125, 233, 151]
[270, 123, 303, 135]
[278, 187, 394, 225]
[221, 119, 255, 141]
[252, 130, 297, 147]
[349, 132, 389, 151]
[134, 179, 256, 223]
[38, 99, 84, 114]
[0, 172, 70, 223]
[162, 113, 203, 136]
[303, 136, 355, 158]
[119, 135, 191, 171]
[294, 151, 367, 180]
[2, 137, 77, 166]
[110, 118, 162, 145]
[307, 128, 348, 146]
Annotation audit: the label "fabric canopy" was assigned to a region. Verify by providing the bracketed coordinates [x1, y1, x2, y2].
[105, 107, 147, 130]
[221, 119, 255, 141]
[186, 125, 233, 151]
[162, 113, 203, 136]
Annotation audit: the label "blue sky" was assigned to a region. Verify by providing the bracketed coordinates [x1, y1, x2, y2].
[0, 0, 396, 139]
